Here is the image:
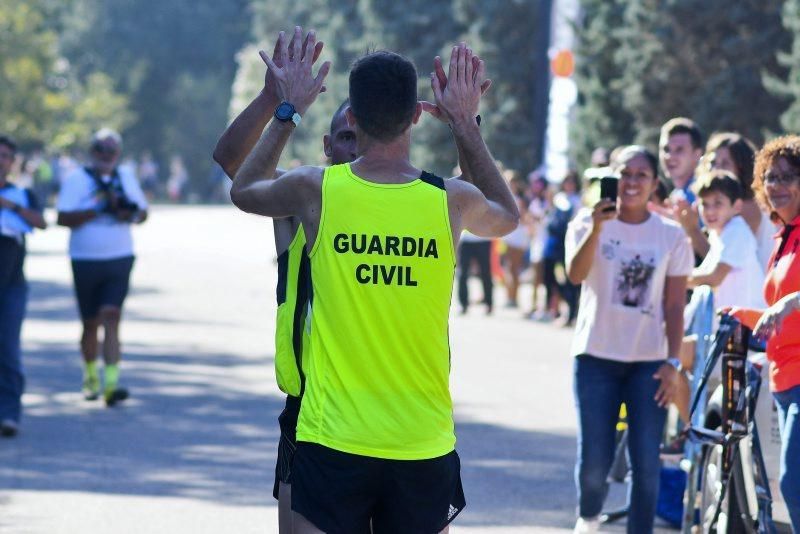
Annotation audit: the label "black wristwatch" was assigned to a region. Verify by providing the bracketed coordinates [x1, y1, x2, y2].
[274, 102, 302, 127]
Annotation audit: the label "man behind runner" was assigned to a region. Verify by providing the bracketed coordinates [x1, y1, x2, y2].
[232, 28, 519, 533]
[57, 129, 149, 406]
[213, 34, 356, 534]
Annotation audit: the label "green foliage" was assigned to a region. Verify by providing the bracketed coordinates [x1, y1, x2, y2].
[576, 0, 789, 168]
[235, 0, 547, 177]
[572, 0, 634, 167]
[765, 0, 800, 134]
[0, 0, 63, 145]
[57, 0, 250, 191]
[50, 72, 135, 150]
[453, 0, 548, 175]
[0, 0, 133, 151]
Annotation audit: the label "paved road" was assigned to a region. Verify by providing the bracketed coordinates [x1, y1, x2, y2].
[0, 206, 672, 533]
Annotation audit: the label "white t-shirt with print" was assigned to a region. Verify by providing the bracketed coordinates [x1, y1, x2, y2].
[698, 215, 766, 310]
[566, 210, 694, 362]
[56, 166, 148, 260]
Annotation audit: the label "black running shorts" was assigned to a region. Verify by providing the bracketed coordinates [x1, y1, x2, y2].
[291, 442, 465, 534]
[273, 394, 300, 499]
[71, 256, 135, 320]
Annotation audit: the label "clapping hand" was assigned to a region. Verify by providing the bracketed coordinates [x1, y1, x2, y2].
[422, 43, 492, 125]
[259, 27, 331, 117]
[261, 27, 325, 105]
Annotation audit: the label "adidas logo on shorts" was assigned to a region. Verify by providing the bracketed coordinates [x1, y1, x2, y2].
[447, 504, 459, 520]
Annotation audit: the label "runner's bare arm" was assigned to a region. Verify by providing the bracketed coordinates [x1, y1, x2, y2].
[432, 44, 517, 237]
[213, 32, 323, 179]
[231, 27, 329, 222]
[231, 120, 321, 218]
[213, 91, 275, 179]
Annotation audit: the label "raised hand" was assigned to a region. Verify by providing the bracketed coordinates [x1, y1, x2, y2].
[259, 26, 331, 116]
[423, 42, 491, 125]
[422, 49, 492, 124]
[262, 29, 325, 105]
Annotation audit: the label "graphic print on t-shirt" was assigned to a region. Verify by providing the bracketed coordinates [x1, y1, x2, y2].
[613, 248, 656, 309]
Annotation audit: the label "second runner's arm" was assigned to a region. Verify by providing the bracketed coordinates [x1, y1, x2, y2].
[231, 27, 330, 218]
[213, 33, 324, 179]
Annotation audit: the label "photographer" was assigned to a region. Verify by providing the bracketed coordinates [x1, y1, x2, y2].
[56, 129, 148, 406]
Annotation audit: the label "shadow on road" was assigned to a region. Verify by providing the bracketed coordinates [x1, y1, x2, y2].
[456, 419, 577, 529]
[0, 340, 282, 508]
[4, 339, 579, 528]
[25, 279, 226, 326]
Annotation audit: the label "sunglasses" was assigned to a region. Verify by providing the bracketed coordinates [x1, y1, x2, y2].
[763, 173, 798, 186]
[92, 142, 119, 156]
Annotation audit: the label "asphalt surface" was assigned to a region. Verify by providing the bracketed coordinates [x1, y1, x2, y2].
[0, 205, 673, 533]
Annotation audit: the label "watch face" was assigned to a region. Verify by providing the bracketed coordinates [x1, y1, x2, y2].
[275, 102, 295, 121]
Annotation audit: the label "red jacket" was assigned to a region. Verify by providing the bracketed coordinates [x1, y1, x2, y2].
[734, 214, 800, 392]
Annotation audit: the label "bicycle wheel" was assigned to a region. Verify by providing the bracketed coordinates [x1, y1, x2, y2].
[699, 438, 755, 533]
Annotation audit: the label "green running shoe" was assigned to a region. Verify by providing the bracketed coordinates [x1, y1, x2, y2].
[83, 373, 101, 401]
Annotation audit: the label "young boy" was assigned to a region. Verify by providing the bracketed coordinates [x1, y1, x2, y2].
[688, 170, 766, 309]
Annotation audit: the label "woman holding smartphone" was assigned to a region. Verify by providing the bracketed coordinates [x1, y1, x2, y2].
[566, 145, 693, 534]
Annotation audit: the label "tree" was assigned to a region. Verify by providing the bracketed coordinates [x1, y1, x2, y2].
[575, 0, 790, 167]
[58, 0, 251, 194]
[0, 0, 67, 145]
[571, 0, 634, 167]
[765, 0, 800, 134]
[0, 0, 132, 151]
[235, 0, 550, 177]
[453, 0, 549, 176]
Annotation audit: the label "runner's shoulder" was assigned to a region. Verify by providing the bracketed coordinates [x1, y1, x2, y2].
[283, 165, 324, 192]
[444, 177, 482, 204]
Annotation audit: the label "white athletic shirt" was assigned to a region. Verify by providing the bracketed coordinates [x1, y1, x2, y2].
[56, 166, 148, 260]
[698, 215, 766, 310]
[566, 210, 694, 362]
[755, 210, 777, 270]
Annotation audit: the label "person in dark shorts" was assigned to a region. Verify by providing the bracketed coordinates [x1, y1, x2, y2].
[0, 135, 47, 437]
[213, 33, 356, 533]
[56, 129, 148, 406]
[232, 29, 518, 533]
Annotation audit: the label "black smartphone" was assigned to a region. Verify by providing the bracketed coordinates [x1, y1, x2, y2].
[599, 176, 618, 212]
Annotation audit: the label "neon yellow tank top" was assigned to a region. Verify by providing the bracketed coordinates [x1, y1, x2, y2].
[274, 227, 311, 397]
[296, 163, 456, 460]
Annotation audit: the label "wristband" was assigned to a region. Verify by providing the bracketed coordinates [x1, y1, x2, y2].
[666, 357, 682, 372]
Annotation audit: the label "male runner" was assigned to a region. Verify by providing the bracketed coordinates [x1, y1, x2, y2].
[232, 27, 518, 533]
[213, 35, 355, 534]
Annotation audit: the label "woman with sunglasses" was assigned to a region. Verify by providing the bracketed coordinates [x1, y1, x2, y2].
[728, 136, 800, 531]
[566, 146, 693, 533]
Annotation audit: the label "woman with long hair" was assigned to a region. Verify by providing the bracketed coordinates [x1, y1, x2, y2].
[678, 132, 775, 267]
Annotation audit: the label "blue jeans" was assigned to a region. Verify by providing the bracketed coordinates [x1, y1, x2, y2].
[574, 354, 667, 534]
[0, 283, 28, 423]
[774, 384, 800, 531]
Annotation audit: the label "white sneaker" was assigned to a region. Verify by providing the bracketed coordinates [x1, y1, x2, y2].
[573, 516, 600, 533]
